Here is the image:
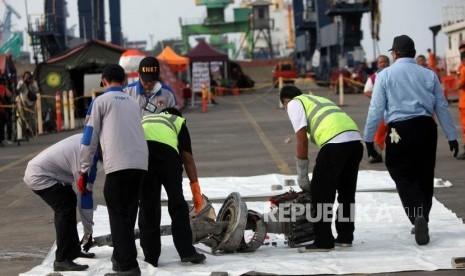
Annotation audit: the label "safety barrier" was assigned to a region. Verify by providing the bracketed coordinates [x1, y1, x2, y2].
[32, 90, 92, 136]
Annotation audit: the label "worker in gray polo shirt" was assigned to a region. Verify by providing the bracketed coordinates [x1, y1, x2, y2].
[24, 134, 99, 272]
[125, 56, 179, 115]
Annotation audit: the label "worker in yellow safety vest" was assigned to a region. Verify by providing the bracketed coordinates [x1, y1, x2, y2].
[138, 107, 206, 267]
[280, 85, 363, 253]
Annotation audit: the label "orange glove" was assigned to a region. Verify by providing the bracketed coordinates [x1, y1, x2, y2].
[190, 180, 203, 213]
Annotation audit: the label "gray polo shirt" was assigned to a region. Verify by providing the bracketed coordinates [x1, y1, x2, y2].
[125, 80, 178, 116]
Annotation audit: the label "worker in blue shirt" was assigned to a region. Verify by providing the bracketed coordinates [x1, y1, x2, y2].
[364, 35, 458, 246]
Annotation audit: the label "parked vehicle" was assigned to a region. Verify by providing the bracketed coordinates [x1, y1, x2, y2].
[272, 61, 298, 87]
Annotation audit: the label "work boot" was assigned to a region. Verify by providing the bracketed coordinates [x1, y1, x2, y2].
[368, 153, 383, 163]
[181, 252, 206, 264]
[334, 238, 352, 248]
[77, 251, 95, 259]
[298, 243, 334, 253]
[53, 260, 89, 271]
[104, 267, 141, 276]
[414, 216, 430, 246]
[456, 145, 465, 160]
[144, 258, 158, 267]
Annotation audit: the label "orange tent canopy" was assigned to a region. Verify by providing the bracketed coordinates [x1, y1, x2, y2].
[156, 46, 188, 72]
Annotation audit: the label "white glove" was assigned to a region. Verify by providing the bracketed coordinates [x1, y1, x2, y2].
[295, 157, 311, 192]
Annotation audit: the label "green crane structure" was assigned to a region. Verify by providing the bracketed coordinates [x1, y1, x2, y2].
[180, 0, 253, 57]
[0, 0, 24, 57]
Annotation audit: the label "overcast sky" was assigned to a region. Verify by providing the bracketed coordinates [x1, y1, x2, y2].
[3, 0, 462, 62]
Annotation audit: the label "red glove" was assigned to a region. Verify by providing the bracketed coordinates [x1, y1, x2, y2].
[189, 181, 203, 214]
[77, 172, 88, 195]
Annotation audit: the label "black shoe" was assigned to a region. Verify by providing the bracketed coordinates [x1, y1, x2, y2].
[105, 267, 141, 276]
[111, 257, 121, 272]
[414, 217, 430, 245]
[298, 243, 334, 253]
[181, 252, 206, 264]
[54, 260, 89, 271]
[77, 251, 95, 259]
[368, 154, 383, 163]
[456, 152, 465, 160]
[144, 258, 158, 267]
[334, 238, 352, 248]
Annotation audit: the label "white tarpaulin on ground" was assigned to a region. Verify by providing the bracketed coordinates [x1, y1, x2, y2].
[167, 170, 453, 201]
[21, 172, 463, 276]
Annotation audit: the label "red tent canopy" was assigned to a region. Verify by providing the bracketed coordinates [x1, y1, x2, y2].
[185, 41, 228, 62]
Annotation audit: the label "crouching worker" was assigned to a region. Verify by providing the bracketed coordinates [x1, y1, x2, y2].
[280, 86, 363, 252]
[138, 107, 206, 267]
[23, 134, 99, 272]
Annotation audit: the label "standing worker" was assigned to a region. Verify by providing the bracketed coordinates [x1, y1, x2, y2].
[364, 35, 458, 246]
[427, 48, 437, 73]
[280, 86, 363, 252]
[416, 55, 428, 68]
[456, 51, 465, 160]
[0, 75, 12, 147]
[23, 134, 98, 272]
[138, 107, 206, 267]
[125, 57, 178, 115]
[79, 64, 148, 276]
[16, 71, 39, 138]
[363, 55, 390, 163]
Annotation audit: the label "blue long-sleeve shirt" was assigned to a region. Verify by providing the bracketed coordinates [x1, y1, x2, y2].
[364, 58, 456, 142]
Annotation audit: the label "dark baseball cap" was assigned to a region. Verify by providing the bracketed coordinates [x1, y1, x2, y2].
[138, 56, 160, 82]
[100, 64, 126, 87]
[388, 35, 415, 53]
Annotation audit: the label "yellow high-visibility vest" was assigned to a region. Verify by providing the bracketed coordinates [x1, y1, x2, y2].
[141, 113, 185, 153]
[295, 95, 359, 148]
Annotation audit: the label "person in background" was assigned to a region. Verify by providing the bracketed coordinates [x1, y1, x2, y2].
[416, 55, 428, 68]
[79, 64, 148, 276]
[363, 55, 390, 163]
[0, 75, 12, 147]
[125, 57, 178, 115]
[280, 85, 363, 252]
[364, 35, 458, 246]
[427, 48, 437, 73]
[138, 107, 206, 267]
[456, 51, 465, 160]
[23, 134, 98, 272]
[16, 71, 39, 138]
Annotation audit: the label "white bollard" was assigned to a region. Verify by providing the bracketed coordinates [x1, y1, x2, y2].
[278, 77, 284, 109]
[62, 90, 69, 130]
[69, 90, 75, 130]
[36, 93, 43, 135]
[338, 70, 345, 106]
[16, 106, 22, 140]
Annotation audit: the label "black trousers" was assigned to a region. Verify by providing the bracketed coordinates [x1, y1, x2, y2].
[310, 141, 363, 248]
[5, 108, 12, 140]
[385, 116, 437, 224]
[34, 183, 81, 262]
[104, 169, 145, 271]
[138, 156, 195, 264]
[0, 111, 5, 142]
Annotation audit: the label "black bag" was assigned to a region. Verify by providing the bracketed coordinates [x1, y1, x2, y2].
[27, 90, 37, 102]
